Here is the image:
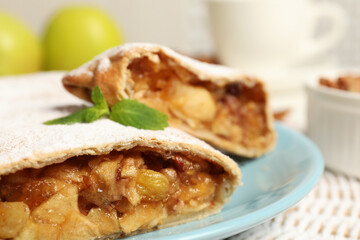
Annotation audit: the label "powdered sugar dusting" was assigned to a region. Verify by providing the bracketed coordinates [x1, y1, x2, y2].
[66, 43, 255, 81]
[98, 57, 111, 72]
[67, 43, 139, 77]
[0, 73, 237, 177]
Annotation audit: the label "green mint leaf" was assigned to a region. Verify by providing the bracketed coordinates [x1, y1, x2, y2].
[110, 99, 169, 130]
[44, 106, 109, 125]
[44, 86, 109, 125]
[45, 86, 168, 130]
[91, 86, 108, 109]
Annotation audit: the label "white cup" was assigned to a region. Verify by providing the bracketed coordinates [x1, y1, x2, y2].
[206, 0, 347, 71]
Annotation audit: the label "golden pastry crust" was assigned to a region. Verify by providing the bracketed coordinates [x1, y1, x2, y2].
[0, 73, 241, 240]
[1, 149, 238, 239]
[63, 43, 276, 157]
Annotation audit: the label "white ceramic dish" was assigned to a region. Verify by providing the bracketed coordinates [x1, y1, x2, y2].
[306, 76, 360, 178]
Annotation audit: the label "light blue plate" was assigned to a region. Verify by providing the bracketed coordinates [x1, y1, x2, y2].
[127, 123, 324, 240]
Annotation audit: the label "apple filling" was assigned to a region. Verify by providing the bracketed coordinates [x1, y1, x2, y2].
[0, 149, 230, 239]
[125, 54, 269, 149]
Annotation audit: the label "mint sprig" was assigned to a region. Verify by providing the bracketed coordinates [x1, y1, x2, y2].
[44, 86, 109, 125]
[44, 86, 168, 130]
[110, 99, 168, 130]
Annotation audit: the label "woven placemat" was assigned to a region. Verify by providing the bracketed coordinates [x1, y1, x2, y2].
[230, 171, 360, 240]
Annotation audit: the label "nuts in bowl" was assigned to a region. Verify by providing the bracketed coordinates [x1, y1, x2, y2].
[319, 75, 360, 93]
[306, 73, 360, 178]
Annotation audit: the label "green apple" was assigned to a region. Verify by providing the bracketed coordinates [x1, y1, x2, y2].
[0, 12, 43, 76]
[43, 6, 124, 70]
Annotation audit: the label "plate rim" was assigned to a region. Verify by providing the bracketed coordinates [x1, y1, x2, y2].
[133, 123, 324, 240]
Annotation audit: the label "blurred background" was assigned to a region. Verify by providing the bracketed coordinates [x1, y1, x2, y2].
[0, 0, 358, 129]
[2, 0, 359, 66]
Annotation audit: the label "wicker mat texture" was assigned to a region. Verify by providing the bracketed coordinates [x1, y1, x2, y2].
[230, 171, 360, 240]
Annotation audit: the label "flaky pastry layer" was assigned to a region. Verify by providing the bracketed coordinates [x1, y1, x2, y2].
[63, 43, 276, 157]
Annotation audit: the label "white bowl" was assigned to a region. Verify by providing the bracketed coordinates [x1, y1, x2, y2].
[306, 79, 360, 178]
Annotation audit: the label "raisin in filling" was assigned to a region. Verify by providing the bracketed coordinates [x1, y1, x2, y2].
[0, 149, 228, 239]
